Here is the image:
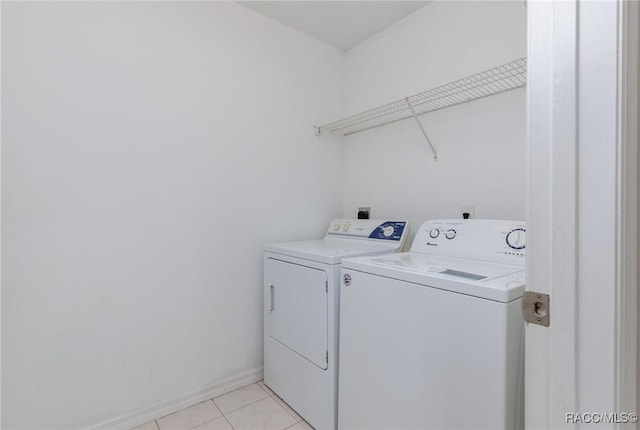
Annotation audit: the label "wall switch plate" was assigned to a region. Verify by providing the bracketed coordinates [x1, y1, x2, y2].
[461, 204, 475, 219]
[358, 207, 370, 219]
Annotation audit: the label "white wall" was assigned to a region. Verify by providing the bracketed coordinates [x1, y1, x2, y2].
[1, 2, 343, 429]
[2, 1, 529, 428]
[342, 1, 527, 233]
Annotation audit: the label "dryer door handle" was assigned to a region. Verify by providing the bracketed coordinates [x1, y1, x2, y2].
[269, 284, 275, 312]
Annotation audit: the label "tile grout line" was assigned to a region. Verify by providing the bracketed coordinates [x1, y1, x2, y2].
[158, 383, 269, 430]
[218, 388, 302, 429]
[268, 392, 302, 423]
[218, 396, 293, 430]
[176, 399, 225, 430]
[213, 394, 271, 416]
[208, 398, 231, 430]
[144, 382, 307, 430]
[261, 382, 311, 427]
[221, 414, 235, 430]
[259, 382, 302, 423]
[183, 410, 235, 430]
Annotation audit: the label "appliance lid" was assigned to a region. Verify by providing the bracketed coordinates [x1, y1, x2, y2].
[341, 252, 525, 302]
[265, 237, 404, 265]
[264, 219, 409, 264]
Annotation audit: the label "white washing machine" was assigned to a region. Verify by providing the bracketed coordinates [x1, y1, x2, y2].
[339, 219, 526, 430]
[263, 218, 409, 430]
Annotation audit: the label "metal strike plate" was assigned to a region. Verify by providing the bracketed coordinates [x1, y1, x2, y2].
[522, 291, 550, 327]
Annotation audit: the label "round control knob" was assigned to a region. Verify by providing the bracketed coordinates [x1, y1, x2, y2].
[382, 226, 395, 237]
[429, 229, 440, 239]
[506, 228, 526, 250]
[332, 223, 340, 231]
[445, 229, 457, 240]
[342, 224, 350, 232]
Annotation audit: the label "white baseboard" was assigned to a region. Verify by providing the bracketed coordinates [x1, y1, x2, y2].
[89, 366, 264, 430]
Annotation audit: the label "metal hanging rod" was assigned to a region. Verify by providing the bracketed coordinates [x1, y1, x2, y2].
[315, 57, 527, 160]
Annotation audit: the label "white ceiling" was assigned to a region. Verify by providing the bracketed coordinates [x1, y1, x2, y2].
[238, 1, 429, 51]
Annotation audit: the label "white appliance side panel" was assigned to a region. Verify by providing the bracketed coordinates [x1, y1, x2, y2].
[265, 257, 328, 369]
[338, 269, 523, 430]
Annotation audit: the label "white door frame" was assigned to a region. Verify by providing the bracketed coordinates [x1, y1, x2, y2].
[526, 0, 638, 428]
[617, 0, 638, 419]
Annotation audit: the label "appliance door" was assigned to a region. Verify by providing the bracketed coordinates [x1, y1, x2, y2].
[339, 268, 523, 430]
[265, 257, 329, 369]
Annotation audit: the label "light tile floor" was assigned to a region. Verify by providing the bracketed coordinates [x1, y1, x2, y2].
[131, 381, 314, 430]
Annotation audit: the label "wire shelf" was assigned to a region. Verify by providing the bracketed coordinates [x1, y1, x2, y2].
[316, 58, 527, 138]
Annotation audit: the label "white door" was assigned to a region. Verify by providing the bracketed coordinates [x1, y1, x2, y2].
[526, 0, 638, 428]
[264, 257, 329, 369]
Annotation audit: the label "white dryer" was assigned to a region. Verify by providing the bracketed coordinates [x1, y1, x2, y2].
[264, 219, 409, 430]
[339, 219, 526, 430]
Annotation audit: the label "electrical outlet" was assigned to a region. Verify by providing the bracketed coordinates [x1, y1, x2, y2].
[358, 207, 371, 219]
[461, 204, 475, 219]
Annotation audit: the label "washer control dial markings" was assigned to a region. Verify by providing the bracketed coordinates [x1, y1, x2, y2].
[367, 222, 407, 241]
[506, 228, 526, 250]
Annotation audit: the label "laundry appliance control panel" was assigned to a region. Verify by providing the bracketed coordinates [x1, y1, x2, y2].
[412, 219, 526, 266]
[326, 219, 408, 242]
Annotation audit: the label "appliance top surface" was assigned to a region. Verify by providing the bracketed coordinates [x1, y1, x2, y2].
[264, 219, 409, 264]
[340, 219, 527, 302]
[265, 237, 403, 262]
[342, 252, 525, 302]
[350, 252, 522, 281]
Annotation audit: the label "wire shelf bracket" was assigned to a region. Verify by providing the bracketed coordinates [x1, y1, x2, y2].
[406, 97, 437, 160]
[315, 57, 527, 161]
